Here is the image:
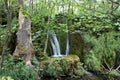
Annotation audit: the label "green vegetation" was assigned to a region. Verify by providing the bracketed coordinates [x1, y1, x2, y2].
[0, 0, 120, 80]
[40, 55, 85, 78]
[0, 54, 39, 80]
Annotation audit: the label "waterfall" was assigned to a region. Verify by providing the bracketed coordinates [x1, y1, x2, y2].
[50, 24, 70, 57]
[51, 32, 61, 56]
[50, 32, 63, 57]
[65, 20, 70, 56]
[65, 32, 70, 56]
[50, 36, 57, 56]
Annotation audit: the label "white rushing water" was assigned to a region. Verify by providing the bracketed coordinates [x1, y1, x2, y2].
[65, 21, 70, 56]
[50, 31, 70, 57]
[65, 33, 70, 56]
[50, 32, 64, 57]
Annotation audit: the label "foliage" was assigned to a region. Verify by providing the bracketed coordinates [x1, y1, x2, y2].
[0, 0, 120, 79]
[40, 58, 66, 77]
[0, 76, 14, 80]
[84, 53, 102, 71]
[0, 18, 18, 54]
[0, 54, 39, 80]
[107, 70, 120, 77]
[0, 25, 6, 42]
[10, 18, 18, 33]
[35, 52, 49, 61]
[83, 31, 120, 71]
[40, 55, 85, 78]
[75, 62, 86, 76]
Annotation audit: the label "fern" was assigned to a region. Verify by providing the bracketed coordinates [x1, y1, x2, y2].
[84, 31, 120, 70]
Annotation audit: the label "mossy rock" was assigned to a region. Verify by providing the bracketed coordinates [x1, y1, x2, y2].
[39, 55, 85, 77]
[70, 33, 84, 61]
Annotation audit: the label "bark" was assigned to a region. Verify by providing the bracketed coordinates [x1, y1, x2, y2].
[13, 0, 34, 66]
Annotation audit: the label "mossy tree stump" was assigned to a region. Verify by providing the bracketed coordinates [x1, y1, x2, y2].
[13, 0, 34, 66]
[70, 33, 84, 61]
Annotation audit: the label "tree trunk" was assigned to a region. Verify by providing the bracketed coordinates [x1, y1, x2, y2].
[13, 0, 34, 66]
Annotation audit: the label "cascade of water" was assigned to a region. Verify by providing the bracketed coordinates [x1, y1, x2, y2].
[50, 32, 64, 57]
[65, 20, 70, 56]
[51, 32, 61, 56]
[50, 22, 70, 57]
[50, 36, 57, 56]
[65, 32, 70, 56]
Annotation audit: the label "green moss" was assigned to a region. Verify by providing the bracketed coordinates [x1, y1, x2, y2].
[40, 55, 85, 77]
[64, 55, 80, 62]
[70, 33, 84, 60]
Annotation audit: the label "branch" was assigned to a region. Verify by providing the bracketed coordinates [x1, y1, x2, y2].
[116, 65, 120, 70]
[104, 59, 114, 71]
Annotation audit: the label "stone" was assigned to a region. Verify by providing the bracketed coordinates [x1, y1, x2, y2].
[39, 55, 85, 77]
[70, 33, 84, 61]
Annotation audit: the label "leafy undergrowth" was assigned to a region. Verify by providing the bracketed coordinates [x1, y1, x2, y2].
[0, 54, 39, 80]
[0, 54, 119, 80]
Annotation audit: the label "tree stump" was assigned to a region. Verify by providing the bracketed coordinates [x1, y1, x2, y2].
[13, 17, 34, 66]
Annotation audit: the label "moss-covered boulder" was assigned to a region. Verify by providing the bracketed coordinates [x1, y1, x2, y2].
[70, 33, 84, 60]
[39, 55, 85, 78]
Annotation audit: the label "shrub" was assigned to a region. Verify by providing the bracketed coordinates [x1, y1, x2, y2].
[0, 54, 39, 80]
[83, 32, 120, 71]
